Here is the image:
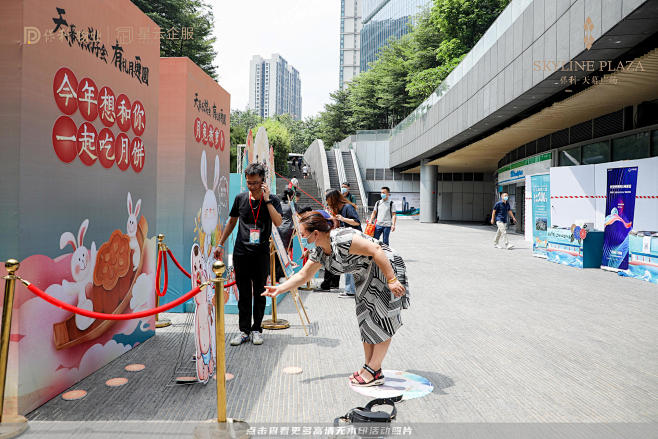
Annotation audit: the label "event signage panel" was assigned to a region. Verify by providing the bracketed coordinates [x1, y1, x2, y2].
[601, 167, 638, 270]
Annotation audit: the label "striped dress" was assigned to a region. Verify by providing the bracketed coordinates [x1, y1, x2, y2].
[309, 228, 410, 344]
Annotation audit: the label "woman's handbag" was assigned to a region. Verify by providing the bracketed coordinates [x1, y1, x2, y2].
[364, 220, 376, 237]
[334, 396, 401, 425]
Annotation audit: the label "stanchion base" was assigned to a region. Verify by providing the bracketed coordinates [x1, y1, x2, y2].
[156, 319, 172, 328]
[261, 319, 290, 330]
[0, 415, 28, 439]
[193, 419, 250, 439]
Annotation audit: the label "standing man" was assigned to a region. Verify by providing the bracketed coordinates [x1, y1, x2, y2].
[341, 182, 356, 205]
[302, 164, 309, 179]
[369, 186, 396, 246]
[491, 192, 517, 250]
[219, 163, 283, 346]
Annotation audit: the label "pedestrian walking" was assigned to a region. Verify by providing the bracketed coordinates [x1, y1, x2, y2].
[341, 182, 356, 205]
[219, 163, 283, 346]
[369, 186, 396, 246]
[263, 211, 409, 387]
[491, 192, 517, 249]
[302, 164, 309, 179]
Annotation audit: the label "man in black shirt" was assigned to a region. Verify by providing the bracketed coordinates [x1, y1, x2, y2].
[219, 163, 283, 346]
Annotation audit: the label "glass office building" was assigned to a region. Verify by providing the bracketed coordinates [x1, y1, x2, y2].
[360, 0, 431, 72]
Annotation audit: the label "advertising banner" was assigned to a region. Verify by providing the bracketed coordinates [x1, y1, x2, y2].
[626, 234, 658, 284]
[0, 0, 160, 414]
[601, 167, 638, 270]
[531, 174, 550, 257]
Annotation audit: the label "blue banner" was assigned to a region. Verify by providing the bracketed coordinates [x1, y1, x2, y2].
[602, 166, 638, 270]
[531, 174, 550, 257]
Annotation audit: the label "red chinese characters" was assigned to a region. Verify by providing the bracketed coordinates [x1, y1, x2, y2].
[218, 129, 225, 151]
[52, 116, 78, 163]
[53, 67, 78, 115]
[76, 122, 98, 166]
[77, 77, 98, 121]
[115, 133, 131, 171]
[208, 124, 215, 148]
[131, 137, 145, 173]
[98, 128, 116, 168]
[99, 86, 116, 127]
[201, 121, 208, 145]
[52, 68, 147, 172]
[115, 94, 132, 132]
[131, 100, 145, 136]
[194, 117, 202, 142]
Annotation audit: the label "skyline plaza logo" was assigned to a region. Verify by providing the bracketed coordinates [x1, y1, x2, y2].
[584, 16, 595, 50]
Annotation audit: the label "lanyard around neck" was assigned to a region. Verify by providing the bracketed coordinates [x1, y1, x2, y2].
[249, 194, 263, 224]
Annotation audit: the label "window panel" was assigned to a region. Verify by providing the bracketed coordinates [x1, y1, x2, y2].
[559, 146, 581, 166]
[582, 141, 610, 164]
[612, 132, 650, 161]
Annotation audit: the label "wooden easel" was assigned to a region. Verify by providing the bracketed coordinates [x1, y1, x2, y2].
[270, 232, 311, 336]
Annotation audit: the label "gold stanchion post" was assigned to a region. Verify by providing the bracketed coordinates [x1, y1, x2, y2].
[262, 239, 289, 330]
[194, 261, 249, 438]
[155, 234, 171, 328]
[0, 260, 28, 438]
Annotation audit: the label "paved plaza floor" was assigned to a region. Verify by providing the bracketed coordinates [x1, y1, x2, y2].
[23, 218, 657, 437]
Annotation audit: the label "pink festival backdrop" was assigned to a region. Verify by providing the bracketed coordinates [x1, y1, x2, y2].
[0, 0, 160, 415]
[157, 57, 230, 383]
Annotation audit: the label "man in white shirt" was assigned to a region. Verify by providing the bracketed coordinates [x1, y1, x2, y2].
[369, 186, 396, 245]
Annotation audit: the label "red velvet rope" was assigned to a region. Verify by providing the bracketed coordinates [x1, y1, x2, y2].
[224, 280, 236, 288]
[275, 171, 324, 208]
[26, 282, 203, 320]
[166, 248, 192, 279]
[155, 250, 168, 297]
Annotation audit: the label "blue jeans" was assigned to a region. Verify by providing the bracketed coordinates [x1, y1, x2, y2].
[344, 273, 356, 294]
[373, 225, 391, 245]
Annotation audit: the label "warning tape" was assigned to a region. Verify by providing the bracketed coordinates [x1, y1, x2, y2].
[551, 195, 658, 199]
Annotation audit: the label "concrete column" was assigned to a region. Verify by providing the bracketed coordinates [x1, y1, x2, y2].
[420, 160, 437, 223]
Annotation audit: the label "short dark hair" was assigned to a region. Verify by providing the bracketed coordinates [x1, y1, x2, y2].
[381, 186, 390, 193]
[245, 162, 266, 180]
[342, 182, 350, 187]
[282, 188, 295, 202]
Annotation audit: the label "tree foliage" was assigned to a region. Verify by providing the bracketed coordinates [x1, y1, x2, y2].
[315, 0, 509, 143]
[131, 0, 218, 78]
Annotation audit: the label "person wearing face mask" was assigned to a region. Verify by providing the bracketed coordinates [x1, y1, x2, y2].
[262, 211, 409, 387]
[341, 182, 356, 205]
[491, 192, 517, 250]
[369, 187, 396, 246]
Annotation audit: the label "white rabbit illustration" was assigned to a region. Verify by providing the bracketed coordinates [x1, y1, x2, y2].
[127, 192, 142, 271]
[191, 244, 214, 382]
[200, 151, 220, 258]
[60, 219, 97, 331]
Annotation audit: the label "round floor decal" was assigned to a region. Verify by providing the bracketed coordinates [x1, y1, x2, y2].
[105, 377, 128, 387]
[62, 389, 87, 400]
[350, 370, 432, 400]
[125, 364, 145, 372]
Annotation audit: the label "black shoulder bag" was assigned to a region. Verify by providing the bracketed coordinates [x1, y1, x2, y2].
[334, 395, 402, 425]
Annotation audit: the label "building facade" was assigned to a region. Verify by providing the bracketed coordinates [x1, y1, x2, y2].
[340, 0, 362, 89]
[387, 0, 658, 230]
[360, 0, 431, 72]
[249, 54, 302, 120]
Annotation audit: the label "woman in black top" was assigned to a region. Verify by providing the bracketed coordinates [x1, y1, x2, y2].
[326, 189, 361, 297]
[326, 189, 361, 231]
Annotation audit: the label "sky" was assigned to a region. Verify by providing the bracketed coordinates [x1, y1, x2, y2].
[210, 0, 341, 119]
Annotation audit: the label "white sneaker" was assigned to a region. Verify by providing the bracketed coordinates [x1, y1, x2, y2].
[230, 332, 250, 346]
[493, 243, 500, 248]
[251, 331, 263, 345]
[506, 244, 514, 250]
